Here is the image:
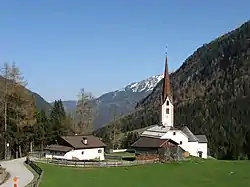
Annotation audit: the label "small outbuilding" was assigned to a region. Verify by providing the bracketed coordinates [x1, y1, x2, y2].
[131, 136, 184, 160]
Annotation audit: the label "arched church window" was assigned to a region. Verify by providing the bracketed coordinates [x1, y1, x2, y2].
[166, 108, 169, 114]
[166, 100, 169, 105]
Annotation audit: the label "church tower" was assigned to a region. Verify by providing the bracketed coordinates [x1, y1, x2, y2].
[161, 48, 174, 127]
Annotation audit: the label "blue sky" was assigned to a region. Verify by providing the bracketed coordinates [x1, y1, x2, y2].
[0, 0, 249, 102]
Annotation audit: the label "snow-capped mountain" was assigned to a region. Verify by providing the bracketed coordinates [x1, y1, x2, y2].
[62, 74, 163, 129]
[119, 74, 164, 93]
[93, 74, 163, 129]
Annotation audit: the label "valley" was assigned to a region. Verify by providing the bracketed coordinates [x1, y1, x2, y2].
[1, 17, 250, 162]
[1, 3, 250, 187]
[95, 20, 250, 160]
[61, 74, 163, 129]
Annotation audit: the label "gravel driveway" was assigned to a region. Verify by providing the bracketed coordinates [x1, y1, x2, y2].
[0, 157, 34, 187]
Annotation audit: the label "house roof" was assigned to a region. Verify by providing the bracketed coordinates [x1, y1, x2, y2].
[60, 135, 106, 149]
[145, 125, 171, 133]
[181, 126, 199, 142]
[141, 125, 170, 138]
[170, 126, 179, 130]
[195, 135, 208, 143]
[144, 125, 178, 133]
[44, 145, 73, 152]
[141, 125, 186, 139]
[131, 136, 178, 148]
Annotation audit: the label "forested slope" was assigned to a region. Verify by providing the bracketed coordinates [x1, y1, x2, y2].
[95, 20, 250, 159]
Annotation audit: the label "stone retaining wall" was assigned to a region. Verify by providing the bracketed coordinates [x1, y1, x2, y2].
[0, 167, 8, 184]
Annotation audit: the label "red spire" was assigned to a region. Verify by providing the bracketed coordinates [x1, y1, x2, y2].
[162, 48, 172, 104]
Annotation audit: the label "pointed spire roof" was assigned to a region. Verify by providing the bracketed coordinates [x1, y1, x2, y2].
[162, 47, 172, 104]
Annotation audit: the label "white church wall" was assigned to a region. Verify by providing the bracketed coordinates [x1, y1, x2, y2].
[160, 130, 208, 159]
[197, 143, 207, 159]
[161, 97, 174, 127]
[161, 130, 189, 151]
[186, 141, 199, 157]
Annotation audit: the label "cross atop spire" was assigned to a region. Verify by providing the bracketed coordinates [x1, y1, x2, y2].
[165, 45, 167, 55]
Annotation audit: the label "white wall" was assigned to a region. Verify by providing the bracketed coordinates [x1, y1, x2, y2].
[64, 148, 105, 161]
[45, 150, 65, 159]
[197, 143, 207, 159]
[160, 130, 208, 159]
[45, 148, 105, 161]
[186, 141, 199, 157]
[161, 97, 174, 127]
[186, 142, 207, 159]
[161, 130, 188, 151]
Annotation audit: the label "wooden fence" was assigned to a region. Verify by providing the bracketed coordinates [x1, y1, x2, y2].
[25, 157, 43, 187]
[104, 154, 135, 161]
[29, 156, 159, 168]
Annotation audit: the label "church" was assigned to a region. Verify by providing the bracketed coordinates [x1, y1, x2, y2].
[132, 50, 208, 159]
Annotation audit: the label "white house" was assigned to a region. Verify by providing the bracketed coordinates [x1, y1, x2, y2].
[132, 49, 208, 159]
[44, 135, 106, 161]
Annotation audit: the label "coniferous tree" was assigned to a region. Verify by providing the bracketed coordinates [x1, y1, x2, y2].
[50, 100, 71, 143]
[33, 109, 50, 149]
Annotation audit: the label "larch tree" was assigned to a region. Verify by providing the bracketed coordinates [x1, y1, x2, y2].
[1, 62, 36, 158]
[75, 88, 95, 135]
[0, 63, 11, 159]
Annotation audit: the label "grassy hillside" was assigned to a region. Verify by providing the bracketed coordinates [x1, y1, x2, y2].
[39, 160, 250, 187]
[95, 20, 250, 159]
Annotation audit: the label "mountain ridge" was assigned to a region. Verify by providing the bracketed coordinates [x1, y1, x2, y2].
[61, 74, 164, 129]
[0, 76, 52, 112]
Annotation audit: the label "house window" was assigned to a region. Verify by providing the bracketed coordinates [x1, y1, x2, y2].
[173, 132, 176, 135]
[82, 151, 84, 155]
[180, 141, 182, 145]
[98, 149, 102, 153]
[166, 100, 169, 105]
[166, 108, 169, 114]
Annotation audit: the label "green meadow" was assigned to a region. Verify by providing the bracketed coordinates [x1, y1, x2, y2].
[38, 160, 250, 187]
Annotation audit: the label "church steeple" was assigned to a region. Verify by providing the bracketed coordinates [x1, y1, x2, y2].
[161, 46, 174, 127]
[162, 46, 172, 104]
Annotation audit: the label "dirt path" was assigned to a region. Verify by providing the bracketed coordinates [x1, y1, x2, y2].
[0, 157, 34, 187]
